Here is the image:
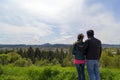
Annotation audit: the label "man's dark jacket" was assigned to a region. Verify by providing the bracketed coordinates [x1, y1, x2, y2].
[83, 37, 102, 60]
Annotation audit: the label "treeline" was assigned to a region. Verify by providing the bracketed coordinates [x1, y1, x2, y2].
[0, 47, 73, 67]
[0, 47, 120, 68]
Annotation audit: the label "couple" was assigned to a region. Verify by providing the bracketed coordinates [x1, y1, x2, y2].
[72, 30, 102, 80]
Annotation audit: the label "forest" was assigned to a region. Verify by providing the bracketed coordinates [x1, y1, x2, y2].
[0, 46, 120, 80]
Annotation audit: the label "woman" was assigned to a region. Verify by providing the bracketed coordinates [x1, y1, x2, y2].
[72, 33, 86, 80]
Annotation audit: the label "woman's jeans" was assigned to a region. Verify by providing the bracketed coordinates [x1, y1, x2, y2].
[86, 60, 100, 80]
[75, 64, 85, 80]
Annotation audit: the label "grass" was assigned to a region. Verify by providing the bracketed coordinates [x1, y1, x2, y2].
[0, 65, 120, 80]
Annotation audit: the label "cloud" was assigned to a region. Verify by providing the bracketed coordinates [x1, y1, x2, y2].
[8, 0, 84, 24]
[0, 22, 54, 44]
[51, 1, 120, 44]
[0, 0, 120, 44]
[0, 0, 84, 44]
[51, 35, 73, 44]
[0, 23, 53, 35]
[78, 3, 120, 44]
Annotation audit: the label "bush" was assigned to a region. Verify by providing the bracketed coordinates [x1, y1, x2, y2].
[27, 68, 41, 80]
[7, 52, 21, 63]
[1, 65, 120, 80]
[61, 57, 74, 67]
[0, 54, 9, 65]
[14, 58, 32, 67]
[39, 67, 59, 80]
[0, 65, 3, 75]
[51, 58, 59, 65]
[101, 69, 115, 80]
[35, 59, 49, 66]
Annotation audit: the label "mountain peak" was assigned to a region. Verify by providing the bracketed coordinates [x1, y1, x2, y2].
[41, 43, 52, 46]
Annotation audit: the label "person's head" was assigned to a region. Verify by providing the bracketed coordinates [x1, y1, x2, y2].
[87, 30, 94, 38]
[77, 33, 84, 42]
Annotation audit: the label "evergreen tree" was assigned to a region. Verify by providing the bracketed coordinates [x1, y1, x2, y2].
[34, 48, 42, 59]
[48, 50, 54, 62]
[116, 49, 120, 55]
[27, 46, 35, 63]
[17, 48, 24, 57]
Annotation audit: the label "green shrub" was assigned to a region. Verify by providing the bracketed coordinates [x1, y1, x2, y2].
[101, 69, 115, 80]
[51, 58, 59, 65]
[27, 67, 41, 80]
[35, 59, 49, 66]
[0, 54, 9, 65]
[7, 52, 21, 63]
[0, 65, 3, 75]
[39, 67, 59, 80]
[0, 65, 120, 80]
[14, 58, 32, 67]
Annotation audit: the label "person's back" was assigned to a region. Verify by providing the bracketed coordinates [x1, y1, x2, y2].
[72, 33, 85, 80]
[84, 30, 102, 80]
[72, 41, 85, 60]
[85, 37, 101, 60]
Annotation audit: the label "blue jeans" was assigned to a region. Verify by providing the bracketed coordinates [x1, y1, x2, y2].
[75, 64, 85, 80]
[86, 60, 100, 80]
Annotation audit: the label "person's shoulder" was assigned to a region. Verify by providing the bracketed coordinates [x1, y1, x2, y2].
[94, 37, 101, 43]
[85, 38, 91, 42]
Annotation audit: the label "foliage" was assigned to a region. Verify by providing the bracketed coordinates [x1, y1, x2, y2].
[7, 52, 21, 63]
[0, 52, 21, 65]
[0, 65, 120, 80]
[0, 54, 8, 65]
[0, 47, 120, 68]
[100, 48, 120, 68]
[35, 59, 49, 66]
[14, 58, 32, 67]
[0, 65, 3, 75]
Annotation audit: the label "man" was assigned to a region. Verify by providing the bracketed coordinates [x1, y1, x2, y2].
[84, 30, 102, 80]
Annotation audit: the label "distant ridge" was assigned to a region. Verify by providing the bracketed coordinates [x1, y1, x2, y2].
[41, 43, 71, 47]
[0, 43, 120, 49]
[102, 44, 120, 48]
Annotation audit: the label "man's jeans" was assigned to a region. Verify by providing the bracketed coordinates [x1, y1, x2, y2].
[75, 64, 85, 80]
[86, 60, 100, 80]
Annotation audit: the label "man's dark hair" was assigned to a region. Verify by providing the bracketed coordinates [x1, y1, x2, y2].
[87, 30, 94, 37]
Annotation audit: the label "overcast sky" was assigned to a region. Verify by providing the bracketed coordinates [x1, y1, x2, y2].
[0, 0, 120, 44]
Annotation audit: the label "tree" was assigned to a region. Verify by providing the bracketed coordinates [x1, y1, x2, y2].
[47, 50, 54, 62]
[100, 51, 114, 68]
[27, 46, 35, 63]
[61, 52, 74, 67]
[34, 48, 41, 59]
[114, 55, 120, 68]
[17, 48, 24, 58]
[7, 52, 21, 63]
[58, 48, 65, 64]
[116, 49, 120, 55]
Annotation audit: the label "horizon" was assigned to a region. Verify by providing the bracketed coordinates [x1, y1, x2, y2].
[0, 43, 120, 45]
[0, 0, 120, 44]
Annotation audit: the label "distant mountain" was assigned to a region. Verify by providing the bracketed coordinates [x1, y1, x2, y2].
[0, 43, 120, 49]
[41, 43, 52, 47]
[41, 43, 71, 48]
[102, 44, 120, 48]
[0, 44, 27, 48]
